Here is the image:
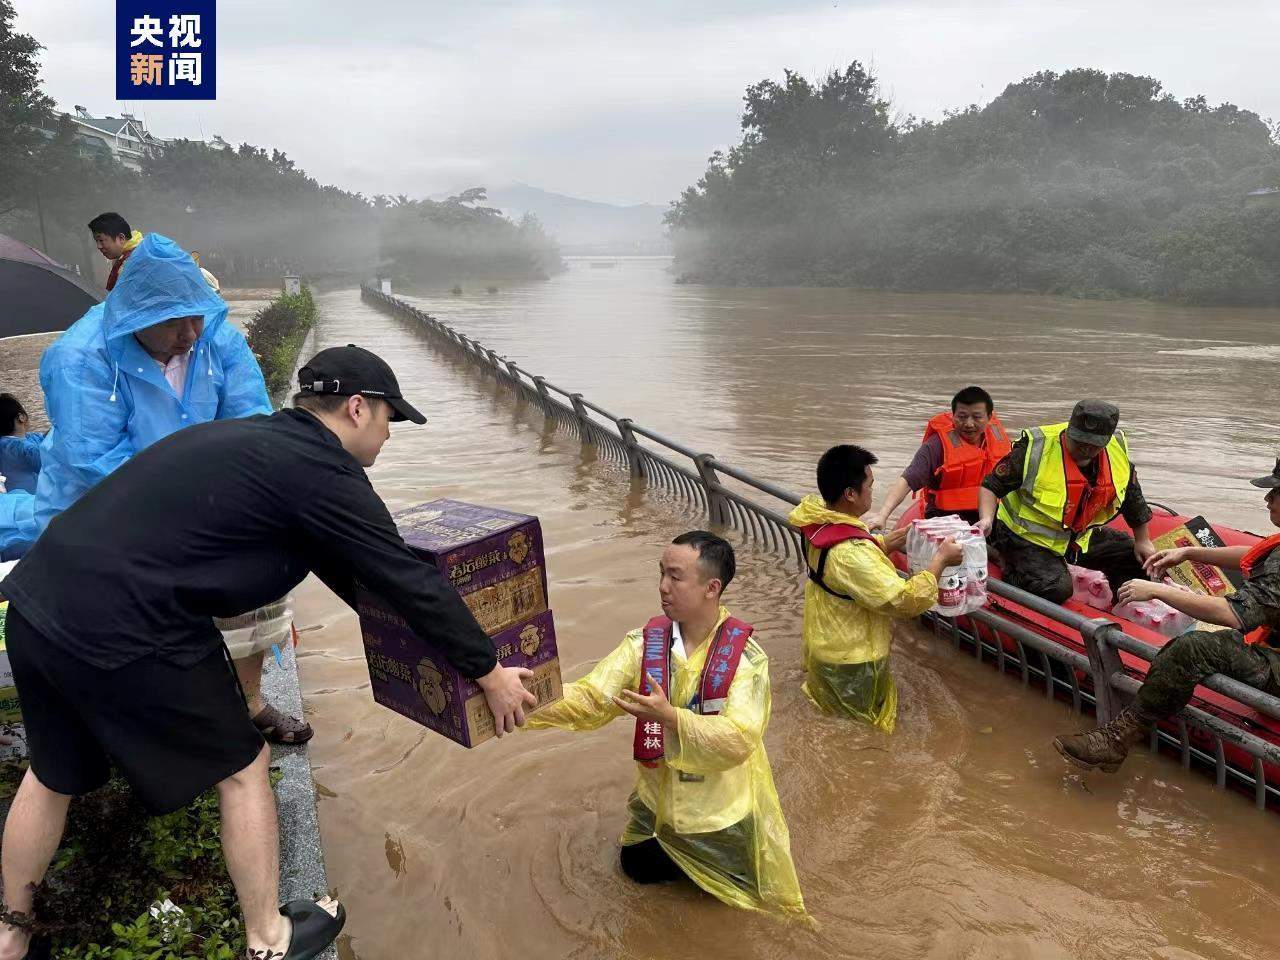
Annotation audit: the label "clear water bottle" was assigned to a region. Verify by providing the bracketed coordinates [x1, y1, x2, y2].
[958, 530, 988, 613]
[936, 564, 968, 617]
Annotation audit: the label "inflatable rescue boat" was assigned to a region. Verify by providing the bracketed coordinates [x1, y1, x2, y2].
[891, 501, 1280, 806]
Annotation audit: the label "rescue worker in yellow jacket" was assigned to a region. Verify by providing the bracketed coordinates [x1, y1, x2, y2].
[526, 531, 805, 917]
[788, 445, 964, 733]
[976, 400, 1156, 604]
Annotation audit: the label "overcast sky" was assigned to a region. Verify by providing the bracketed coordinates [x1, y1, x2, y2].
[13, 0, 1280, 207]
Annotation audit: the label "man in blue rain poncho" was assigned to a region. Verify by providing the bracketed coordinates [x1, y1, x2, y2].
[0, 234, 270, 551]
[0, 235, 308, 740]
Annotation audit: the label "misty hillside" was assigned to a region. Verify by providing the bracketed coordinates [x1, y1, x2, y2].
[481, 184, 669, 254]
[668, 65, 1280, 305]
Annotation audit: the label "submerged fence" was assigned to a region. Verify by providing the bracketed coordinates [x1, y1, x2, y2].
[361, 283, 1280, 808]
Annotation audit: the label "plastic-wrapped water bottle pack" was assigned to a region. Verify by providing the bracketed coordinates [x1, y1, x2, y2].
[1066, 564, 1196, 637]
[905, 515, 988, 617]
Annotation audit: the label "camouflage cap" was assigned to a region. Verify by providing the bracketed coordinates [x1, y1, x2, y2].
[1066, 399, 1120, 447]
[1249, 450, 1280, 490]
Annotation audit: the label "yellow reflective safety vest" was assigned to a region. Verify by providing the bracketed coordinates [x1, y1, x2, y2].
[996, 422, 1131, 555]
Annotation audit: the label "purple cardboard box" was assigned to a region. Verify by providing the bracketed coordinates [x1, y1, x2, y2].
[359, 605, 562, 748]
[391, 499, 549, 635]
[357, 499, 561, 747]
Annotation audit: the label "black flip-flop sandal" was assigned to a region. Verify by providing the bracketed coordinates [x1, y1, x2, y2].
[278, 899, 346, 960]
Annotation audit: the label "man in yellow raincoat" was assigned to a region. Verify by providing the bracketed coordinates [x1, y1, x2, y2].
[527, 531, 805, 917]
[788, 444, 963, 733]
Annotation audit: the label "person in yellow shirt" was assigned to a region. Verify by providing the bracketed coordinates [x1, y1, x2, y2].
[87, 212, 143, 291]
[527, 531, 805, 917]
[788, 444, 963, 733]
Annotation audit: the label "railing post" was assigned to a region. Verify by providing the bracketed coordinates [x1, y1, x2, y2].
[694, 454, 731, 526]
[1082, 618, 1131, 725]
[532, 376, 552, 416]
[569, 394, 590, 444]
[615, 418, 645, 479]
[505, 361, 522, 392]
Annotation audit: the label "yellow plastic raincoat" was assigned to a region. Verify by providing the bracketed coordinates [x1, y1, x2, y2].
[527, 606, 805, 917]
[788, 495, 939, 733]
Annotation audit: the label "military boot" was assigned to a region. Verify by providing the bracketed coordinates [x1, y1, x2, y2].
[1053, 707, 1152, 773]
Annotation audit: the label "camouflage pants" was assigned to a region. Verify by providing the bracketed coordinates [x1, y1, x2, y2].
[991, 522, 1147, 604]
[1135, 628, 1280, 719]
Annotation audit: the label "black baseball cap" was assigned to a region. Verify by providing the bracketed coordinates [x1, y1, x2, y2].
[1066, 399, 1119, 447]
[297, 344, 426, 424]
[1250, 451, 1280, 490]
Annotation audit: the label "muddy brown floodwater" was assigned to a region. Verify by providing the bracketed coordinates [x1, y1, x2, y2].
[293, 260, 1280, 960]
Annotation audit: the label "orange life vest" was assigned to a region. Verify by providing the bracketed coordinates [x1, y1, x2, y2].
[1060, 439, 1119, 534]
[1241, 532, 1280, 647]
[921, 412, 1012, 513]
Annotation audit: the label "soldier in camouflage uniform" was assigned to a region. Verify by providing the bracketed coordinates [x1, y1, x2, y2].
[1055, 454, 1280, 773]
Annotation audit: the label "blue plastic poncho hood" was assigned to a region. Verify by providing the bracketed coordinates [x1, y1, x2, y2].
[102, 233, 228, 349]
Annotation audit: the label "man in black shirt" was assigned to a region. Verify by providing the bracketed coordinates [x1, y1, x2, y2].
[0, 345, 535, 960]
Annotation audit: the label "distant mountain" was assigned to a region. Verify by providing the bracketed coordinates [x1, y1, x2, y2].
[477, 184, 670, 255]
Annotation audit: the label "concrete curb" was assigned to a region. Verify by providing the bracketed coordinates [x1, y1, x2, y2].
[264, 639, 338, 960]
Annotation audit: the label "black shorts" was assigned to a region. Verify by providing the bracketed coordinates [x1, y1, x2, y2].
[5, 606, 264, 814]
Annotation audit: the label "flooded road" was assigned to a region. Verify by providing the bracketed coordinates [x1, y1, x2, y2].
[295, 263, 1280, 960]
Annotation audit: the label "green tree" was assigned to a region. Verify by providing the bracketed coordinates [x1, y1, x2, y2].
[0, 0, 54, 215]
[668, 64, 1280, 305]
[0, 10, 561, 283]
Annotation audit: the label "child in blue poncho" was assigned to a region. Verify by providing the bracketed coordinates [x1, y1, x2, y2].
[0, 394, 43, 495]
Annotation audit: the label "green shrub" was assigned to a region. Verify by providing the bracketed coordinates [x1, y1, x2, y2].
[245, 286, 317, 399]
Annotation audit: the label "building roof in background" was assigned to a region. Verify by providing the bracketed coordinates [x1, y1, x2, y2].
[76, 116, 133, 135]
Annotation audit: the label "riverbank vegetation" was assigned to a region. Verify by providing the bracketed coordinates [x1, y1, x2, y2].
[376, 188, 561, 284]
[0, 1, 561, 286]
[0, 762, 253, 960]
[667, 64, 1280, 305]
[245, 285, 317, 399]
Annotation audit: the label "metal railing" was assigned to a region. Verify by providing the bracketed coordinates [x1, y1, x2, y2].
[361, 285, 805, 565]
[361, 283, 1280, 808]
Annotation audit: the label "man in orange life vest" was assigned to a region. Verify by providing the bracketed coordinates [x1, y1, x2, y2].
[866, 385, 1010, 530]
[977, 400, 1156, 604]
[1055, 454, 1280, 772]
[525, 531, 804, 916]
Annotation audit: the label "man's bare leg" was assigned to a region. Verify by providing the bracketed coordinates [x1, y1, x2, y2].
[218, 745, 288, 955]
[234, 650, 267, 716]
[0, 770, 73, 960]
[217, 745, 338, 958]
